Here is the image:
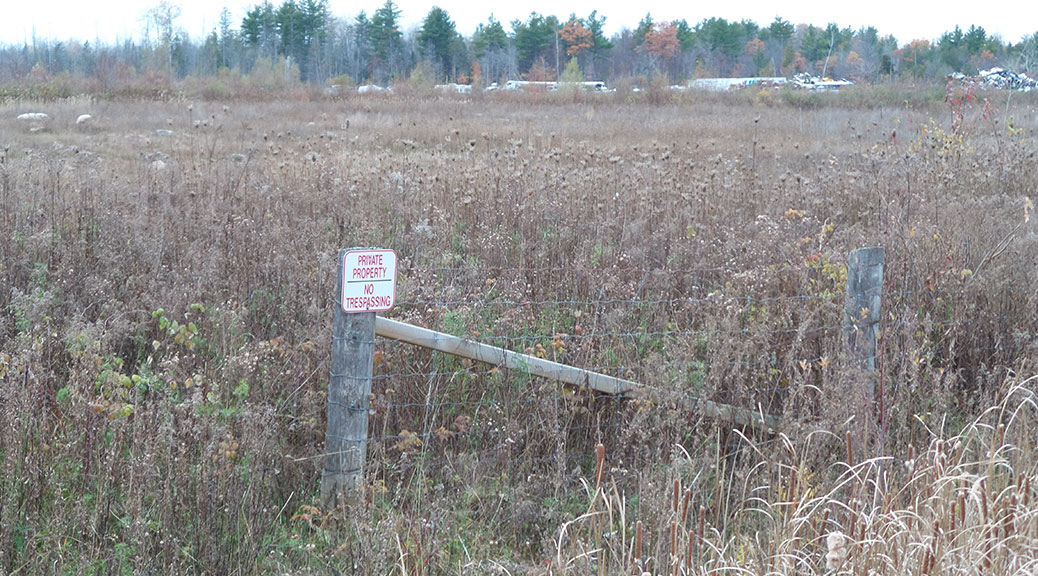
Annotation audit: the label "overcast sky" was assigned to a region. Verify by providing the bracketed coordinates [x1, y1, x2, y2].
[2, 0, 1036, 47]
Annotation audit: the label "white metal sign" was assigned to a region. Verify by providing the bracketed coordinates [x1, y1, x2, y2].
[341, 249, 397, 313]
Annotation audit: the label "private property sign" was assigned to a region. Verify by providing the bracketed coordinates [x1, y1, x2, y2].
[341, 249, 397, 313]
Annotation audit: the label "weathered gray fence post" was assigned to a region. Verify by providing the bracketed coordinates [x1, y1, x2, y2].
[843, 247, 884, 400]
[321, 249, 376, 510]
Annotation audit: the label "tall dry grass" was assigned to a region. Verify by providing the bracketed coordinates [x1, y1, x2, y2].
[553, 376, 1038, 575]
[0, 87, 1036, 573]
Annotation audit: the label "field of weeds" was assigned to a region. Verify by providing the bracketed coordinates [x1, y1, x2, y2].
[1, 88, 1037, 574]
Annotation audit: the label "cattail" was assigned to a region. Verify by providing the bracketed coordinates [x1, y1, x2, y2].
[671, 520, 678, 571]
[672, 479, 680, 516]
[1004, 494, 1016, 539]
[845, 430, 854, 468]
[982, 536, 993, 571]
[980, 478, 989, 525]
[686, 524, 694, 568]
[949, 500, 957, 533]
[595, 443, 605, 487]
[924, 521, 939, 575]
[958, 491, 966, 527]
[824, 531, 848, 571]
[847, 499, 858, 546]
[681, 488, 691, 524]
[698, 506, 706, 547]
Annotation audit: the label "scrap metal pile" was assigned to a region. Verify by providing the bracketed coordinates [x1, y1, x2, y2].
[792, 72, 855, 91]
[688, 74, 853, 92]
[949, 68, 1037, 91]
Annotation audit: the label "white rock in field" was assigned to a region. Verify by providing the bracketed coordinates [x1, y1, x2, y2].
[17, 112, 49, 121]
[76, 114, 93, 124]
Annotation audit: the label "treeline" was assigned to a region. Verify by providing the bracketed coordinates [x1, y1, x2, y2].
[3, 0, 1038, 92]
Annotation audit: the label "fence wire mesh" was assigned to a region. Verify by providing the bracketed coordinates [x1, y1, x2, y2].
[339, 260, 1033, 506]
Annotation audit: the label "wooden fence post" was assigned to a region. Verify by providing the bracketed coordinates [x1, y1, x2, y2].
[843, 247, 884, 400]
[321, 249, 376, 510]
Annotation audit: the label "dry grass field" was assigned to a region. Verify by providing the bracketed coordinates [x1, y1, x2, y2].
[1, 86, 1037, 574]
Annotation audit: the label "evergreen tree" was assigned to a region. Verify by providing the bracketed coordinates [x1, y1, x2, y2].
[697, 18, 745, 59]
[80, 41, 96, 76]
[511, 12, 559, 75]
[769, 17, 794, 42]
[418, 7, 458, 81]
[218, 7, 240, 70]
[473, 15, 512, 84]
[300, 0, 331, 82]
[352, 11, 373, 82]
[584, 10, 612, 80]
[939, 26, 967, 71]
[370, 0, 403, 82]
[200, 30, 222, 75]
[634, 14, 653, 46]
[276, 1, 302, 70]
[473, 16, 508, 56]
[674, 19, 695, 51]
[242, 2, 278, 64]
[800, 25, 826, 63]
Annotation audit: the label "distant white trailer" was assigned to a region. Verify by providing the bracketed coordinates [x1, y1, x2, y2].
[688, 77, 788, 91]
[503, 80, 556, 91]
[357, 84, 389, 94]
[434, 83, 472, 94]
[500, 80, 609, 92]
[554, 81, 609, 92]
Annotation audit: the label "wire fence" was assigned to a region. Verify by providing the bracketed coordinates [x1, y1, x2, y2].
[335, 259, 1034, 500]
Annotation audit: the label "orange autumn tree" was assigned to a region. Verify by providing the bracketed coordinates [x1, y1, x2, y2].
[745, 38, 768, 74]
[559, 18, 592, 57]
[643, 21, 679, 63]
[844, 50, 865, 81]
[899, 39, 933, 78]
